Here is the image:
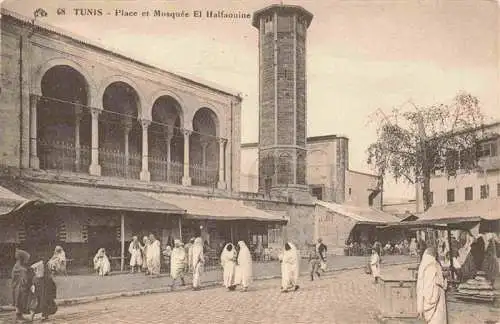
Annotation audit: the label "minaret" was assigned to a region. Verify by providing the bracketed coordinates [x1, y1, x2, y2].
[252, 5, 313, 202]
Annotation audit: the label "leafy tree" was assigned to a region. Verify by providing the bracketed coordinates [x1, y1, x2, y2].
[367, 92, 490, 211]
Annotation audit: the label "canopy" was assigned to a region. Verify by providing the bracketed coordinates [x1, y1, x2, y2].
[0, 180, 185, 214]
[145, 192, 288, 223]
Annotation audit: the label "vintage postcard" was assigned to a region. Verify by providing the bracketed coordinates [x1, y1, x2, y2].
[0, 0, 499, 323]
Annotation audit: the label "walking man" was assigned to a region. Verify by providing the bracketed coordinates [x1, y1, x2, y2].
[308, 243, 321, 281]
[317, 238, 328, 272]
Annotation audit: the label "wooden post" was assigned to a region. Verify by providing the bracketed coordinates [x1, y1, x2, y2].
[178, 216, 182, 241]
[120, 213, 125, 272]
[230, 223, 234, 243]
[446, 228, 455, 281]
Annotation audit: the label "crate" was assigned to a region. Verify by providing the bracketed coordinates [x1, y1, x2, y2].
[377, 277, 418, 320]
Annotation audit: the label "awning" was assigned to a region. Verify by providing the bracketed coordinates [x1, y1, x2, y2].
[0, 180, 185, 214]
[377, 217, 486, 231]
[419, 197, 500, 221]
[315, 200, 401, 224]
[0, 184, 46, 216]
[145, 193, 288, 223]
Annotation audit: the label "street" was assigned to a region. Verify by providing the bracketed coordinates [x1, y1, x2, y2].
[1, 265, 498, 324]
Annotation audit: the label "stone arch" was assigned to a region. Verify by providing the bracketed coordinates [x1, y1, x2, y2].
[192, 107, 220, 138]
[187, 101, 225, 137]
[147, 89, 185, 126]
[32, 57, 98, 107]
[97, 75, 147, 117]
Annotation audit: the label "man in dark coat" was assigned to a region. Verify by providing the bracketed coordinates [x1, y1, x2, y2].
[29, 260, 57, 321]
[11, 249, 32, 321]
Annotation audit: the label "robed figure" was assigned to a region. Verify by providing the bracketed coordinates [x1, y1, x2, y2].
[191, 237, 205, 290]
[28, 260, 57, 321]
[220, 243, 237, 291]
[93, 248, 111, 276]
[417, 247, 448, 324]
[11, 249, 32, 320]
[235, 241, 253, 292]
[280, 242, 300, 292]
[128, 236, 143, 273]
[170, 240, 187, 288]
[147, 234, 161, 276]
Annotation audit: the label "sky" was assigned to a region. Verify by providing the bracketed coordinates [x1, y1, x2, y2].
[2, 0, 499, 200]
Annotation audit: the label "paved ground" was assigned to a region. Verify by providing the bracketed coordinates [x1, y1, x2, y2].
[0, 264, 498, 324]
[0, 255, 414, 305]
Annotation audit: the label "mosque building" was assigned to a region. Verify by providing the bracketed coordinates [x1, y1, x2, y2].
[0, 4, 398, 274]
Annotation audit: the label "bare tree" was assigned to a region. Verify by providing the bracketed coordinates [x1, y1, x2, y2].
[367, 92, 490, 211]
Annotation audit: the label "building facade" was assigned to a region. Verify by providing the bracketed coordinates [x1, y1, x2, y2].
[428, 121, 500, 208]
[0, 9, 310, 271]
[241, 135, 383, 208]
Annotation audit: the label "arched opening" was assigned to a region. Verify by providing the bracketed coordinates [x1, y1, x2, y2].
[99, 82, 141, 179]
[277, 152, 292, 185]
[296, 150, 307, 185]
[38, 65, 90, 172]
[190, 108, 219, 186]
[259, 153, 275, 192]
[149, 96, 184, 184]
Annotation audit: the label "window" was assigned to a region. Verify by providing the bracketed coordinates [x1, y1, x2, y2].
[446, 189, 455, 203]
[348, 188, 352, 195]
[311, 186, 323, 200]
[268, 224, 282, 244]
[464, 187, 473, 201]
[480, 184, 489, 199]
[429, 192, 434, 206]
[498, 183, 500, 197]
[264, 16, 273, 34]
[478, 141, 497, 158]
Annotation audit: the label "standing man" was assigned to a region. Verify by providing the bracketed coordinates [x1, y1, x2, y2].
[191, 237, 205, 290]
[170, 240, 187, 289]
[147, 234, 161, 277]
[308, 243, 321, 281]
[128, 236, 143, 273]
[317, 238, 328, 272]
[417, 247, 448, 324]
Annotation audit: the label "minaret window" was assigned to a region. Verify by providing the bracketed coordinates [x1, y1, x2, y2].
[264, 16, 273, 34]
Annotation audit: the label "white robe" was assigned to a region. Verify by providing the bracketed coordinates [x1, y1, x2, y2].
[192, 238, 204, 288]
[128, 241, 143, 267]
[93, 250, 111, 276]
[236, 241, 253, 288]
[370, 252, 381, 278]
[170, 247, 186, 279]
[417, 252, 448, 324]
[220, 244, 237, 288]
[281, 242, 300, 290]
[147, 240, 161, 275]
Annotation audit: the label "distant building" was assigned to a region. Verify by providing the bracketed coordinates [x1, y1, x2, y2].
[421, 120, 500, 223]
[241, 135, 383, 209]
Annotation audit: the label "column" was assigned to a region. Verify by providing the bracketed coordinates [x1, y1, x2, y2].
[217, 138, 227, 189]
[165, 127, 174, 182]
[29, 94, 40, 169]
[182, 129, 192, 186]
[200, 137, 209, 185]
[139, 119, 151, 181]
[123, 118, 132, 178]
[178, 217, 182, 242]
[120, 213, 125, 272]
[74, 106, 82, 172]
[89, 108, 101, 176]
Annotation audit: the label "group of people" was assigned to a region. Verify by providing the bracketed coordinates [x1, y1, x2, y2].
[128, 234, 162, 276]
[11, 249, 58, 322]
